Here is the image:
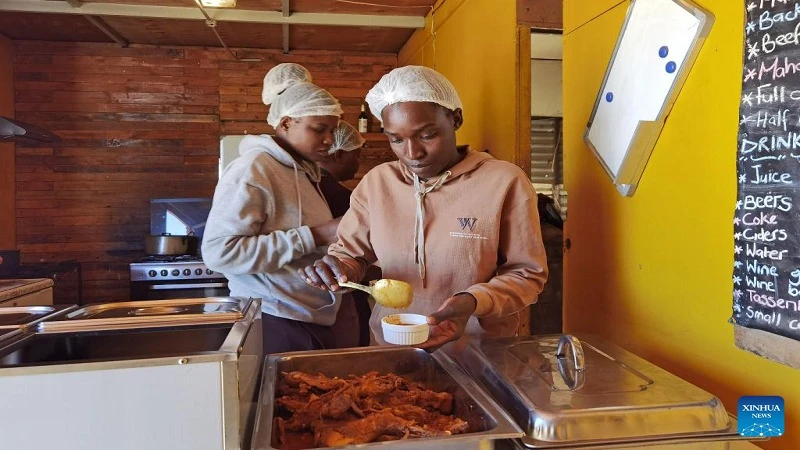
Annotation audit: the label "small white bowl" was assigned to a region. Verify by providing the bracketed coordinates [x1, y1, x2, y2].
[381, 313, 429, 345]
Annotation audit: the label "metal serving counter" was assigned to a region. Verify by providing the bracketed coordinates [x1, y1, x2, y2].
[0, 304, 766, 450]
[249, 334, 766, 450]
[0, 297, 263, 450]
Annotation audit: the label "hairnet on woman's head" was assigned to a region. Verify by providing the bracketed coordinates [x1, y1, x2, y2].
[365, 66, 463, 123]
[262, 63, 312, 105]
[262, 63, 343, 127]
[329, 120, 365, 154]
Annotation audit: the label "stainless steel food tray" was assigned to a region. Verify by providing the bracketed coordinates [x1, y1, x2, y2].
[37, 297, 252, 332]
[460, 334, 762, 449]
[0, 305, 73, 329]
[252, 346, 523, 449]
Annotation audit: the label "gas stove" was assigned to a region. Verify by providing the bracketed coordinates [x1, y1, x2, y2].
[130, 198, 229, 300]
[130, 256, 222, 282]
[137, 255, 202, 263]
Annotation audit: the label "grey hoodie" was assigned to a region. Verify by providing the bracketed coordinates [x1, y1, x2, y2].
[202, 135, 341, 325]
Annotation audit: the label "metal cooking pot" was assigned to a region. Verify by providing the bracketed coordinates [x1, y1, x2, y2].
[144, 233, 197, 256]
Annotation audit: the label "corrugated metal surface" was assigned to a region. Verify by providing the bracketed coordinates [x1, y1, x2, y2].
[530, 117, 567, 219]
[530, 118, 559, 188]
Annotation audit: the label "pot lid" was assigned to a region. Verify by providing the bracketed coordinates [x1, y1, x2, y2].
[37, 297, 252, 332]
[461, 334, 752, 448]
[0, 116, 60, 144]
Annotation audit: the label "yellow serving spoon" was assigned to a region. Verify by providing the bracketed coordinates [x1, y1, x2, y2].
[338, 279, 413, 309]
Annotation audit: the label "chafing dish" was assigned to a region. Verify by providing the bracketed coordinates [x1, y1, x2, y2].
[0, 305, 73, 328]
[252, 346, 523, 450]
[460, 334, 763, 449]
[0, 305, 74, 340]
[37, 297, 251, 332]
[0, 297, 262, 450]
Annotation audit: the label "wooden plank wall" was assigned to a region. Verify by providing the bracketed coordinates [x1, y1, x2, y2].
[0, 35, 15, 250]
[13, 41, 396, 303]
[518, 0, 563, 30]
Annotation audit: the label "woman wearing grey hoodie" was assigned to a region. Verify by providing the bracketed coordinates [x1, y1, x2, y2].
[202, 64, 359, 353]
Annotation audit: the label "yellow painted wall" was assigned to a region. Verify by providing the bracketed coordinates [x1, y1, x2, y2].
[398, 0, 521, 164]
[0, 34, 14, 248]
[563, 1, 798, 449]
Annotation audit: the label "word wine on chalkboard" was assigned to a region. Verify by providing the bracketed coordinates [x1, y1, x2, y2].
[734, 0, 800, 359]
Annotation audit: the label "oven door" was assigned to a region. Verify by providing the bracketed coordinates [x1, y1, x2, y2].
[130, 279, 230, 301]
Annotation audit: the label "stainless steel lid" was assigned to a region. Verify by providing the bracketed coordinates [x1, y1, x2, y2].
[461, 334, 751, 448]
[0, 305, 74, 329]
[0, 305, 75, 343]
[37, 297, 253, 332]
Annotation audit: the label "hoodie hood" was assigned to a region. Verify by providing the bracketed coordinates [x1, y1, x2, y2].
[398, 149, 493, 185]
[240, 134, 322, 182]
[239, 134, 328, 229]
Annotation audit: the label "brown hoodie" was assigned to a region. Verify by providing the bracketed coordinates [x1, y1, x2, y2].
[330, 150, 548, 341]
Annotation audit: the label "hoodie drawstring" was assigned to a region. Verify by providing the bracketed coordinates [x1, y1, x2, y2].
[292, 162, 303, 228]
[413, 171, 451, 284]
[293, 161, 330, 234]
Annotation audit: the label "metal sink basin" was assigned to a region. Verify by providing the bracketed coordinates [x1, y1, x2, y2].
[0, 323, 234, 367]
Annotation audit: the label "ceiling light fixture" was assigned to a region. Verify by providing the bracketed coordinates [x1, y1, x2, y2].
[200, 0, 236, 7]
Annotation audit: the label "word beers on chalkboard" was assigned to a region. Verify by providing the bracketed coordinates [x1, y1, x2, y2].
[734, 0, 800, 343]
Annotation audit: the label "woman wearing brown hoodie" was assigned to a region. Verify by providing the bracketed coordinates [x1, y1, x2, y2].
[300, 66, 548, 349]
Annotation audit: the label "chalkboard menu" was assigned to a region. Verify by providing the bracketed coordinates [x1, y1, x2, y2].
[734, 0, 800, 342]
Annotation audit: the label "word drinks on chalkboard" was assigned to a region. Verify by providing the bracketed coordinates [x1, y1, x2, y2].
[734, 0, 800, 342]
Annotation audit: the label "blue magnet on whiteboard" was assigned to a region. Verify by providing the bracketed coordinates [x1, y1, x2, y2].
[659, 46, 669, 58]
[665, 61, 677, 73]
[605, 92, 614, 102]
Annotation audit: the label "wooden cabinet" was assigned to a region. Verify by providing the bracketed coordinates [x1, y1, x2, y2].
[0, 279, 55, 307]
[2, 287, 54, 307]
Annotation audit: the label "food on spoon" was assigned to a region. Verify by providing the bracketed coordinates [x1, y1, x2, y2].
[338, 278, 414, 309]
[369, 279, 413, 309]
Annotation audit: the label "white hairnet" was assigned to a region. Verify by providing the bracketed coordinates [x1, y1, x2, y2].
[329, 121, 365, 154]
[262, 63, 343, 128]
[365, 65, 463, 123]
[262, 63, 312, 105]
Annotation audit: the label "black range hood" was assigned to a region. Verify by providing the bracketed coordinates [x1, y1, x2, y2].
[0, 116, 60, 144]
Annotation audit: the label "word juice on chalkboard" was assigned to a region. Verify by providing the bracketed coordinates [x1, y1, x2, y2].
[734, 0, 800, 343]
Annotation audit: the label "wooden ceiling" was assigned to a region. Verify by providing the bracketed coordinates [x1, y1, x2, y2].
[0, 0, 433, 53]
[70, 0, 432, 15]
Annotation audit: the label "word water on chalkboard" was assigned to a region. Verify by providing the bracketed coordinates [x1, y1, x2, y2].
[734, 0, 800, 342]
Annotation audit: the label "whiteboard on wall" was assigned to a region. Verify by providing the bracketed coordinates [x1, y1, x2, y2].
[584, 0, 713, 196]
